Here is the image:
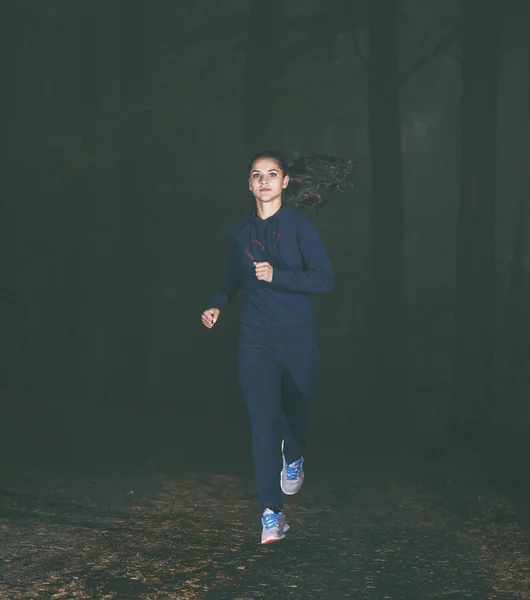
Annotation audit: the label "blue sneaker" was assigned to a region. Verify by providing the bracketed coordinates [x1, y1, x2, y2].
[280, 440, 304, 495]
[261, 508, 289, 544]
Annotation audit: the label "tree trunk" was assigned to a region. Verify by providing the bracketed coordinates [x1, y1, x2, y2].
[451, 0, 498, 442]
[77, 1, 117, 407]
[367, 0, 407, 427]
[0, 3, 22, 393]
[507, 18, 530, 435]
[116, 0, 149, 406]
[243, 0, 285, 156]
[38, 2, 84, 400]
[507, 159, 527, 425]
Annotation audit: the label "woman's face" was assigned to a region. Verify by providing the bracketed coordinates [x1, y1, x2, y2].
[249, 157, 290, 204]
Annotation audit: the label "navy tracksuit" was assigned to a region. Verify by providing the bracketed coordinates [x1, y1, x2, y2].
[211, 204, 333, 512]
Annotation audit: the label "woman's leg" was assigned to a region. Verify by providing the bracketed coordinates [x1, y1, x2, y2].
[280, 337, 320, 464]
[238, 340, 283, 512]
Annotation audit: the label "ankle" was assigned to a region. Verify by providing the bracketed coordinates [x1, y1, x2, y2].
[263, 506, 281, 515]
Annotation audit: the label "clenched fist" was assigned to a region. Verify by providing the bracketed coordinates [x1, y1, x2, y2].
[202, 308, 220, 329]
[254, 261, 273, 283]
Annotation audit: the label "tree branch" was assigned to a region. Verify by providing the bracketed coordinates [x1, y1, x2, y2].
[353, 30, 367, 70]
[399, 25, 461, 86]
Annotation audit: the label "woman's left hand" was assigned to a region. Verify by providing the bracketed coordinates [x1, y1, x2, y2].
[254, 261, 273, 283]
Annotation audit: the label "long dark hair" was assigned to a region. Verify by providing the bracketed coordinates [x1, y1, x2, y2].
[248, 150, 355, 215]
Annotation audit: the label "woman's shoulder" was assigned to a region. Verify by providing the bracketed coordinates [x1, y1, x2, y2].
[229, 216, 251, 239]
[280, 204, 309, 225]
[282, 205, 319, 230]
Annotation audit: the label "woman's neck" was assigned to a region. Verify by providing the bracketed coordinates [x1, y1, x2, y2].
[256, 199, 282, 220]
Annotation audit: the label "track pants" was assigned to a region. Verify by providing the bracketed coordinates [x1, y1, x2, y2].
[238, 324, 320, 513]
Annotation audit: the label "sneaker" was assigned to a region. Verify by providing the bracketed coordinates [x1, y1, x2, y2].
[261, 508, 289, 544]
[281, 440, 304, 495]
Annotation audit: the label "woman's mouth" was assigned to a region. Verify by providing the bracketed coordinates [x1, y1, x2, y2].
[261, 188, 271, 192]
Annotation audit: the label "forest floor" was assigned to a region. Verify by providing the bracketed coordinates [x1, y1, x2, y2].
[1, 412, 530, 599]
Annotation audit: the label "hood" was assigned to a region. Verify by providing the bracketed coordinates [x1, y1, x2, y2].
[245, 203, 296, 224]
[243, 204, 297, 266]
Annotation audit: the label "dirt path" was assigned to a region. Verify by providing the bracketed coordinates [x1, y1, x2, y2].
[1, 440, 530, 599]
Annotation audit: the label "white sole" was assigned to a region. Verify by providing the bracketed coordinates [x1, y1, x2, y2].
[261, 523, 290, 545]
[280, 440, 304, 495]
[281, 470, 304, 495]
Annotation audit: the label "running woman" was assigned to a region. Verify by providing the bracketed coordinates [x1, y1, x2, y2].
[201, 150, 353, 544]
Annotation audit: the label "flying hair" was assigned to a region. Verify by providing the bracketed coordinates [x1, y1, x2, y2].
[249, 149, 355, 215]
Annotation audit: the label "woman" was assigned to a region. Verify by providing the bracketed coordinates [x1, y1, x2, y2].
[201, 150, 353, 544]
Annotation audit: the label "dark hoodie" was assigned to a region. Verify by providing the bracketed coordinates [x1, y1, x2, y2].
[210, 204, 333, 328]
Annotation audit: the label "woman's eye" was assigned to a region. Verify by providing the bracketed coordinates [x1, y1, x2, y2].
[270, 172, 277, 177]
[252, 173, 259, 178]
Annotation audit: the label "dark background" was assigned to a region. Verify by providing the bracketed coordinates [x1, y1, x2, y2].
[2, 0, 529, 463]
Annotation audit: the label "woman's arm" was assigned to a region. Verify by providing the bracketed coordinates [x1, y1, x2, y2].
[271, 218, 334, 293]
[210, 231, 244, 309]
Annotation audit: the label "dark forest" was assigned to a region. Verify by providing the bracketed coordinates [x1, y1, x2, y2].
[2, 1, 530, 598]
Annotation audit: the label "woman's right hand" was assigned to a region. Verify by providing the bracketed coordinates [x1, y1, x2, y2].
[201, 308, 220, 329]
